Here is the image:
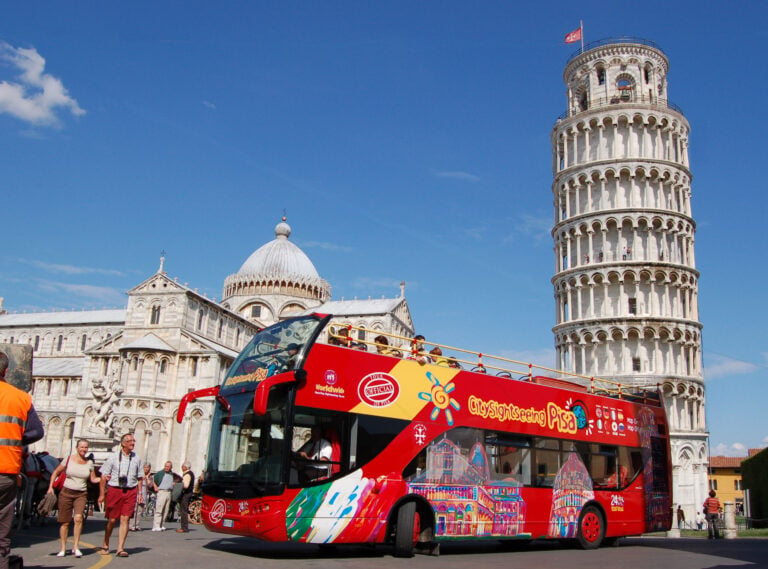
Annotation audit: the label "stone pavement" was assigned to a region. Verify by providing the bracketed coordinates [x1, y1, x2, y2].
[9, 515, 768, 569]
[10, 514, 209, 569]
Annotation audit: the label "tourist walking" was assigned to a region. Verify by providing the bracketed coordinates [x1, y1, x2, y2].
[0, 351, 44, 569]
[98, 433, 144, 557]
[47, 439, 101, 557]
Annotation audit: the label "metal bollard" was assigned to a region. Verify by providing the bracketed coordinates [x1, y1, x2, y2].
[723, 501, 737, 539]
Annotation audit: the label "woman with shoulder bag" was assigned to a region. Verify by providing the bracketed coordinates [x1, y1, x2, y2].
[47, 439, 101, 557]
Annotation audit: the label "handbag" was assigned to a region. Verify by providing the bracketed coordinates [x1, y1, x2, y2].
[52, 457, 70, 491]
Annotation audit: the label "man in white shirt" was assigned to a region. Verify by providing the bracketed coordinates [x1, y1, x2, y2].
[97, 434, 143, 557]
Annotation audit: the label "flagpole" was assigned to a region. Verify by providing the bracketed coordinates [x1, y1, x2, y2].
[580, 20, 584, 53]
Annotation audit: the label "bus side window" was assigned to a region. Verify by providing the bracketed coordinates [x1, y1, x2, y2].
[487, 433, 531, 486]
[502, 447, 531, 486]
[403, 447, 427, 480]
[617, 446, 642, 486]
[534, 438, 559, 487]
[592, 445, 619, 489]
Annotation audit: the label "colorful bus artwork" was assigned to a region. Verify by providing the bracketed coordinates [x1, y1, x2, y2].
[176, 314, 672, 556]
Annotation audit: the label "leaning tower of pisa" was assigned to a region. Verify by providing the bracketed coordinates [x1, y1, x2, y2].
[550, 38, 707, 519]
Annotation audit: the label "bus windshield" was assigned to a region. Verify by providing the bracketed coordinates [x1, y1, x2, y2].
[206, 385, 291, 498]
[205, 315, 326, 498]
[220, 315, 325, 396]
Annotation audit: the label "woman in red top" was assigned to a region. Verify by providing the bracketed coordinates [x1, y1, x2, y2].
[703, 490, 721, 539]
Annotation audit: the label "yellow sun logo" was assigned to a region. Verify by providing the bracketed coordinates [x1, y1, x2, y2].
[418, 371, 461, 426]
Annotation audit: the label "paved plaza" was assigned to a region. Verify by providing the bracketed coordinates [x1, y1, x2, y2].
[8, 515, 768, 569]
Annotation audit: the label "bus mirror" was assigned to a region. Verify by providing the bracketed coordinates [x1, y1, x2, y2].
[176, 386, 219, 423]
[253, 374, 297, 415]
[294, 369, 307, 383]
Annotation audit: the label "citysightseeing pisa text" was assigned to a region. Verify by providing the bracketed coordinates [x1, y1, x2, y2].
[467, 395, 578, 435]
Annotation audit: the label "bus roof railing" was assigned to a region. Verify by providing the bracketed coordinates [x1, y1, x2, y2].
[326, 323, 662, 404]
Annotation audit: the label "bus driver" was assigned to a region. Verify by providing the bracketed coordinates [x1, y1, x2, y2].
[294, 426, 332, 482]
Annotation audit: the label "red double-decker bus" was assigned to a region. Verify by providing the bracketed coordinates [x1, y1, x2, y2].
[177, 314, 671, 556]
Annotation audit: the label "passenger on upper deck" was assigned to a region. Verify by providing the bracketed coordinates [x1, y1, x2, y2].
[374, 335, 401, 358]
[329, 327, 359, 348]
[406, 335, 431, 365]
[430, 347, 449, 366]
[327, 327, 346, 346]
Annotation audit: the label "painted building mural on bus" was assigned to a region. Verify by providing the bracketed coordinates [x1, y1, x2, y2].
[407, 437, 528, 538]
[547, 452, 594, 538]
[283, 423, 605, 543]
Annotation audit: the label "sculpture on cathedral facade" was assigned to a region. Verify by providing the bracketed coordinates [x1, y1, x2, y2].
[90, 375, 123, 436]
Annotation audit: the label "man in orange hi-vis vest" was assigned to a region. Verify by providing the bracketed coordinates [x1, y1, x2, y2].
[0, 351, 44, 569]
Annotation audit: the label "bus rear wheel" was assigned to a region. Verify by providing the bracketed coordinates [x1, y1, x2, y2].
[393, 502, 417, 558]
[577, 505, 604, 550]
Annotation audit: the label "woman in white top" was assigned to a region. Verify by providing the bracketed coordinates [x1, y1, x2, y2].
[47, 439, 101, 557]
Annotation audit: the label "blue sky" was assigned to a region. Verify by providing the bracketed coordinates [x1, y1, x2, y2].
[1, 1, 765, 456]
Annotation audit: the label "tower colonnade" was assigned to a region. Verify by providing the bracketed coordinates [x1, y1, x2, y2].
[550, 38, 708, 519]
[555, 163, 692, 220]
[553, 110, 691, 172]
[554, 212, 696, 271]
[554, 267, 700, 328]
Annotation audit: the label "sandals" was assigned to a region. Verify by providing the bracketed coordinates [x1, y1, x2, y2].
[116, 551, 130, 557]
[98, 547, 110, 555]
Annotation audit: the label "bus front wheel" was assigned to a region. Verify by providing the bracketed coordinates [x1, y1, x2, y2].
[577, 505, 604, 550]
[393, 502, 416, 558]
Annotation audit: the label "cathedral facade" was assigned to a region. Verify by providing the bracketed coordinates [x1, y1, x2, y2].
[0, 218, 414, 473]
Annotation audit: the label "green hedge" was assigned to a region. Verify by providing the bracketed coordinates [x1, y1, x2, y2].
[742, 448, 768, 528]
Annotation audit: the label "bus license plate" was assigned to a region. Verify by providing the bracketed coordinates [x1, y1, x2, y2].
[223, 519, 234, 528]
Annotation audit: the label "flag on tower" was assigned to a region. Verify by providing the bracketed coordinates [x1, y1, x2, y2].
[564, 26, 582, 44]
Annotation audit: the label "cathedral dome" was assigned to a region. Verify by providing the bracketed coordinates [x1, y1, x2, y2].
[237, 219, 320, 279]
[221, 217, 331, 312]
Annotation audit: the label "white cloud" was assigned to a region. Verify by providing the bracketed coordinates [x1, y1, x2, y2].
[35, 279, 125, 306]
[22, 259, 124, 276]
[504, 213, 552, 244]
[301, 241, 353, 253]
[704, 353, 759, 381]
[433, 170, 481, 182]
[203, 100, 216, 110]
[762, 435, 768, 444]
[711, 442, 748, 457]
[463, 227, 486, 241]
[0, 41, 85, 127]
